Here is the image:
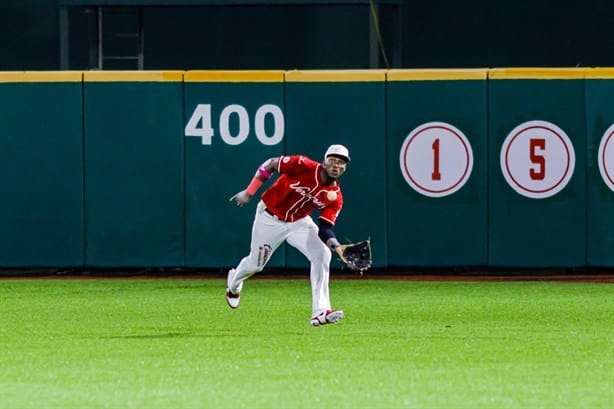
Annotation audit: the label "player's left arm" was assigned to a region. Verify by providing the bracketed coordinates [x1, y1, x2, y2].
[320, 217, 373, 273]
[318, 219, 343, 255]
[318, 196, 343, 253]
[229, 157, 279, 206]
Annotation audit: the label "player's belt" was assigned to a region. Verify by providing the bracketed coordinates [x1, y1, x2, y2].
[264, 207, 281, 220]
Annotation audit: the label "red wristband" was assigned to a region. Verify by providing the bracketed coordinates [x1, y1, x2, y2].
[258, 166, 272, 179]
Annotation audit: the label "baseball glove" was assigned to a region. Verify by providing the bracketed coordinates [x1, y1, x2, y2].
[336, 240, 372, 274]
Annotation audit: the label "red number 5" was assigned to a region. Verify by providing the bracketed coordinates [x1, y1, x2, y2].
[529, 138, 546, 180]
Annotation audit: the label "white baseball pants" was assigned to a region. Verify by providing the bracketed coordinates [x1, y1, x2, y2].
[228, 200, 332, 316]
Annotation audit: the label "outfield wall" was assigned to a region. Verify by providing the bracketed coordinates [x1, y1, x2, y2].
[0, 68, 612, 269]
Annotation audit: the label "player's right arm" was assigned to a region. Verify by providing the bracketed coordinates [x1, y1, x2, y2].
[229, 157, 279, 206]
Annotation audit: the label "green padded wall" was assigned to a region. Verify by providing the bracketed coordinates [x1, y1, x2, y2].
[0, 72, 84, 267]
[488, 69, 586, 267]
[586, 68, 614, 266]
[386, 69, 488, 266]
[83, 71, 184, 267]
[183, 71, 285, 268]
[284, 70, 387, 270]
[0, 67, 610, 270]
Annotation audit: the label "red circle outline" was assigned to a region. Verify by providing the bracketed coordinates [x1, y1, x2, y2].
[600, 130, 614, 186]
[401, 125, 471, 194]
[504, 125, 572, 194]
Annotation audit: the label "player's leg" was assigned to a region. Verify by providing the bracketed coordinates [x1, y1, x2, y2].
[286, 217, 333, 317]
[228, 201, 287, 295]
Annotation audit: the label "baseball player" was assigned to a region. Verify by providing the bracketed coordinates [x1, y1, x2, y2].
[227, 144, 351, 327]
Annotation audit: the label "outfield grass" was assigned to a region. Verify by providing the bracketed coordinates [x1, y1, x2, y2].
[0, 277, 612, 409]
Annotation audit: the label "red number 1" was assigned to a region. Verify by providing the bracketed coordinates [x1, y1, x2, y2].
[432, 139, 441, 180]
[529, 138, 546, 180]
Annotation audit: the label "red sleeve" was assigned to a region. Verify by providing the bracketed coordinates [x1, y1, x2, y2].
[278, 155, 318, 176]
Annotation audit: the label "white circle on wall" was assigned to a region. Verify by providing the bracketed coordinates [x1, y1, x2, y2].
[598, 124, 614, 191]
[500, 120, 575, 199]
[399, 122, 473, 198]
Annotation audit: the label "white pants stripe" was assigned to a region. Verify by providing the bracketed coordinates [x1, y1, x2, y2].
[228, 200, 332, 316]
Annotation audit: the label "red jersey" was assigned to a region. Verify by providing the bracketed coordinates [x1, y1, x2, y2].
[261, 155, 343, 224]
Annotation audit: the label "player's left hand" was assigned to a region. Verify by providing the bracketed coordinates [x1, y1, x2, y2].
[229, 190, 253, 207]
[336, 240, 372, 275]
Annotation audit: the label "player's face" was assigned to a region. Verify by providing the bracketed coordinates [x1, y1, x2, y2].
[324, 157, 348, 179]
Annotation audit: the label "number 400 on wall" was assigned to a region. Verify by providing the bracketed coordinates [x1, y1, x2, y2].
[185, 103, 285, 145]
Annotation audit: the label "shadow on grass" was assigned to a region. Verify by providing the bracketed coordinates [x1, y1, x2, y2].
[98, 330, 249, 339]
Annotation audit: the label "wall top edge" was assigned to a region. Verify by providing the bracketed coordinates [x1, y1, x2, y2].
[0, 68, 612, 83]
[0, 71, 83, 83]
[387, 69, 488, 81]
[184, 70, 285, 82]
[84, 71, 183, 82]
[585, 68, 614, 79]
[489, 68, 587, 79]
[285, 69, 387, 82]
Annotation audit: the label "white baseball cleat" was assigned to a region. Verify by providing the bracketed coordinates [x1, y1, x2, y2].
[225, 288, 240, 309]
[310, 309, 344, 327]
[225, 268, 240, 309]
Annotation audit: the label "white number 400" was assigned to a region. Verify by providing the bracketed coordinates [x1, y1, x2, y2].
[185, 103, 284, 146]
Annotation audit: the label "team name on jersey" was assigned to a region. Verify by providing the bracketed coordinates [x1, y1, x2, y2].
[289, 181, 327, 208]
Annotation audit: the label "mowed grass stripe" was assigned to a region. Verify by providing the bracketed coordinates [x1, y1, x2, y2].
[0, 279, 612, 409]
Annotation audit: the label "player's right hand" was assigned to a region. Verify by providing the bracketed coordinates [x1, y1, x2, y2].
[229, 190, 252, 207]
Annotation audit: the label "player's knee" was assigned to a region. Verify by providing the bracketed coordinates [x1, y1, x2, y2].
[325, 246, 333, 263]
[247, 251, 271, 272]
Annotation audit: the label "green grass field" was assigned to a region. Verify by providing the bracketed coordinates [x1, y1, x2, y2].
[0, 277, 612, 409]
